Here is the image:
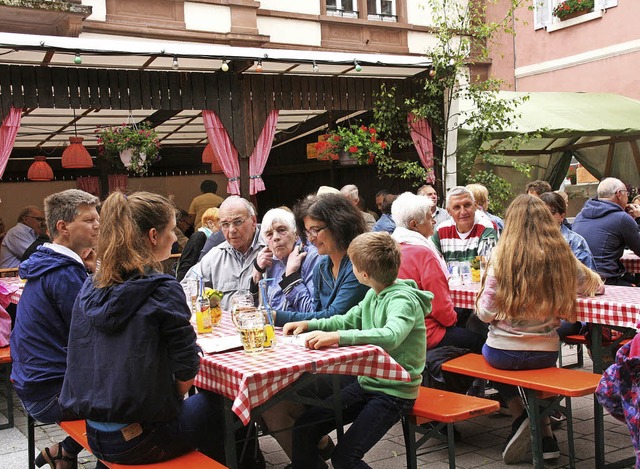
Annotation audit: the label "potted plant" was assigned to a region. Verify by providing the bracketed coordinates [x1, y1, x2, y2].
[96, 122, 161, 176]
[314, 124, 387, 165]
[552, 0, 594, 20]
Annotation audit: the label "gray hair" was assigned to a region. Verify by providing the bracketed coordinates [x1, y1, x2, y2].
[597, 177, 626, 198]
[391, 192, 433, 229]
[44, 189, 99, 239]
[219, 196, 256, 217]
[416, 184, 435, 196]
[17, 205, 41, 224]
[340, 184, 359, 202]
[260, 208, 296, 239]
[446, 186, 475, 208]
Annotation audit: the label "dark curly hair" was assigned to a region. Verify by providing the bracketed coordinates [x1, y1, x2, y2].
[293, 193, 366, 252]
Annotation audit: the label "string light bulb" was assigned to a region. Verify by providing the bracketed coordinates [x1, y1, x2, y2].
[221, 60, 229, 72]
[171, 56, 179, 70]
[312, 61, 319, 73]
[354, 60, 362, 72]
[74, 53, 82, 65]
[256, 60, 263, 73]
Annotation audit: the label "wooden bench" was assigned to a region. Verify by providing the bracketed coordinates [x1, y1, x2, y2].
[561, 332, 632, 369]
[58, 420, 228, 468]
[402, 386, 500, 469]
[442, 353, 602, 469]
[0, 346, 13, 430]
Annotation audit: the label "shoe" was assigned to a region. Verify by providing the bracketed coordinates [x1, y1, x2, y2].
[542, 434, 560, 460]
[318, 436, 335, 461]
[549, 409, 566, 430]
[35, 443, 78, 469]
[502, 411, 531, 464]
[467, 379, 486, 398]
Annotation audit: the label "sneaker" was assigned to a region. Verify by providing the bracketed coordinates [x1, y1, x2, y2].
[549, 409, 566, 430]
[542, 434, 560, 460]
[502, 411, 531, 464]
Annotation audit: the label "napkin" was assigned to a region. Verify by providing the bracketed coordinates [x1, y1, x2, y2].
[198, 335, 242, 354]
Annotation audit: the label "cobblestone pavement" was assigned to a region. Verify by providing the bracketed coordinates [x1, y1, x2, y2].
[0, 345, 635, 468]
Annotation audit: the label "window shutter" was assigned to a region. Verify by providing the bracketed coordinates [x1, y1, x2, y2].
[534, 0, 551, 30]
[604, 0, 617, 8]
[595, 0, 618, 9]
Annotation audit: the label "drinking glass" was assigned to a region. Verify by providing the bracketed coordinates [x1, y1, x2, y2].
[237, 311, 265, 353]
[230, 290, 257, 329]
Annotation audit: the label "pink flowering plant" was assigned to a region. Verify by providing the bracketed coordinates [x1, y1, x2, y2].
[315, 124, 387, 165]
[96, 122, 161, 175]
[552, 0, 594, 19]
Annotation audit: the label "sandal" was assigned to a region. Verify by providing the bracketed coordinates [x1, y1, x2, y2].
[35, 443, 78, 469]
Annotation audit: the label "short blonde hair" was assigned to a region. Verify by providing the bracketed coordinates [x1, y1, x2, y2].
[347, 232, 400, 286]
[201, 207, 219, 227]
[466, 184, 488, 209]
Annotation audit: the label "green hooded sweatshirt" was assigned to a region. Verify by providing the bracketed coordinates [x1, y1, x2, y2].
[307, 279, 432, 399]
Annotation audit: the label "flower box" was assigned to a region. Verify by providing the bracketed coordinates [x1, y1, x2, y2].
[559, 8, 590, 20]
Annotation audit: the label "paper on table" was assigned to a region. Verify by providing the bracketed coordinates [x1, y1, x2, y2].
[198, 335, 243, 354]
[280, 332, 313, 348]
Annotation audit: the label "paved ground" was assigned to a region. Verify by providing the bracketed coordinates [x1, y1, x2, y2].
[0, 344, 635, 468]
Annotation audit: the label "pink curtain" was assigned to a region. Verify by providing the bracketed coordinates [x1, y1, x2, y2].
[202, 110, 241, 195]
[0, 107, 22, 180]
[77, 176, 101, 197]
[249, 110, 279, 195]
[408, 113, 436, 184]
[108, 174, 128, 193]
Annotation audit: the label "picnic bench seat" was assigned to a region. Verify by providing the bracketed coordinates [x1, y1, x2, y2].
[0, 346, 14, 430]
[561, 333, 632, 369]
[442, 353, 602, 469]
[58, 420, 228, 469]
[402, 386, 500, 469]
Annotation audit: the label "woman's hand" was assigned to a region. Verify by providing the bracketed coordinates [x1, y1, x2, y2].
[283, 320, 308, 336]
[81, 248, 97, 273]
[285, 245, 307, 276]
[255, 247, 273, 272]
[304, 331, 339, 349]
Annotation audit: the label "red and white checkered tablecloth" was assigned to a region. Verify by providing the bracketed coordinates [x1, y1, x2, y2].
[0, 277, 23, 304]
[621, 252, 640, 274]
[449, 283, 640, 330]
[194, 317, 412, 425]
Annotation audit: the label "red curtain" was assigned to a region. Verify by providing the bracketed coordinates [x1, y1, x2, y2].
[202, 110, 241, 195]
[408, 113, 436, 184]
[77, 176, 101, 197]
[108, 174, 128, 193]
[249, 110, 279, 195]
[0, 107, 22, 180]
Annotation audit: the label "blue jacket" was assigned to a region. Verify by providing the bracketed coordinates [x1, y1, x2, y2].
[60, 271, 199, 423]
[10, 246, 88, 402]
[274, 255, 369, 326]
[373, 214, 396, 234]
[560, 224, 596, 271]
[573, 198, 640, 278]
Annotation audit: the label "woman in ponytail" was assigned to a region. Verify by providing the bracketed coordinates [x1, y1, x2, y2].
[60, 191, 225, 466]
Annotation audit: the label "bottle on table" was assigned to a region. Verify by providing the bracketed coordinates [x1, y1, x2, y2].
[196, 278, 212, 334]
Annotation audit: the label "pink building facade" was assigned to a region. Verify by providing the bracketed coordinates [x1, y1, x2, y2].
[487, 0, 639, 99]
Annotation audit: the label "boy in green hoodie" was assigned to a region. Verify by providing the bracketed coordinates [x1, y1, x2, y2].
[283, 231, 432, 469]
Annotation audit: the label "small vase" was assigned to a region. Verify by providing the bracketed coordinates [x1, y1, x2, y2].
[558, 8, 590, 21]
[119, 148, 134, 168]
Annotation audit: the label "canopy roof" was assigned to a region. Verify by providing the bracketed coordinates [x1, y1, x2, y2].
[459, 91, 640, 188]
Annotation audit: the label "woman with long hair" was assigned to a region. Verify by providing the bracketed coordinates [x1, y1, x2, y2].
[476, 194, 603, 465]
[60, 191, 224, 466]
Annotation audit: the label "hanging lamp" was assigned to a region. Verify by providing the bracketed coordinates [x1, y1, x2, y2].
[202, 144, 223, 174]
[61, 136, 93, 168]
[27, 156, 54, 181]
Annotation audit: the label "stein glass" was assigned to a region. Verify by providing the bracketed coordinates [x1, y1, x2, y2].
[237, 311, 265, 353]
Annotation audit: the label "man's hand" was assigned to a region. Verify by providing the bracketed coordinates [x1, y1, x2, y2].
[625, 203, 640, 219]
[285, 244, 307, 276]
[282, 321, 308, 336]
[81, 248, 97, 273]
[304, 331, 340, 350]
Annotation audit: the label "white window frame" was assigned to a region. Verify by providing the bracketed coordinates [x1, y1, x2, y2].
[326, 0, 359, 18]
[534, 0, 617, 30]
[367, 0, 397, 22]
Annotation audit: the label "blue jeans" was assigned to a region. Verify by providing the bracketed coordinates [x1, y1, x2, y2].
[482, 344, 558, 402]
[86, 391, 225, 464]
[21, 394, 84, 456]
[291, 381, 414, 469]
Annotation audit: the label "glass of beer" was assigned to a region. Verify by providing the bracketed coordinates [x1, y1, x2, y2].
[230, 290, 257, 330]
[237, 311, 265, 353]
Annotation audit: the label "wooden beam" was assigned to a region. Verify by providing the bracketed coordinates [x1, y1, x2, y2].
[603, 142, 615, 177]
[630, 140, 640, 175]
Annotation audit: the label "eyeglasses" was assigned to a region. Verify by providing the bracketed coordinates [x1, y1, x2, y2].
[304, 225, 327, 238]
[617, 189, 629, 195]
[220, 218, 246, 230]
[264, 226, 290, 240]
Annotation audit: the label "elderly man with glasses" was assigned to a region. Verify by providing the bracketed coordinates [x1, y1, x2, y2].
[0, 205, 46, 268]
[573, 177, 640, 286]
[182, 196, 265, 310]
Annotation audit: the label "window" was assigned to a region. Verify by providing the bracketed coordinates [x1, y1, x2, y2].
[367, 0, 397, 21]
[326, 0, 358, 18]
[534, 0, 617, 30]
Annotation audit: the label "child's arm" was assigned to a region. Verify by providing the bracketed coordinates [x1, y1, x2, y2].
[475, 273, 499, 323]
[304, 331, 340, 349]
[282, 320, 309, 336]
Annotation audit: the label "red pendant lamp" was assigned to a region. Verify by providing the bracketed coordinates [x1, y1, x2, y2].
[27, 156, 54, 181]
[61, 136, 93, 168]
[202, 143, 223, 174]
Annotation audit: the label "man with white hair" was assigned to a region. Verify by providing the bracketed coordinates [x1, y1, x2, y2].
[340, 184, 376, 230]
[573, 178, 640, 285]
[432, 186, 498, 264]
[182, 196, 266, 309]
